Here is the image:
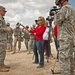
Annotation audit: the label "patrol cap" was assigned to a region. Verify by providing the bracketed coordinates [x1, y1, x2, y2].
[26, 26, 29, 29]
[55, 0, 60, 5]
[32, 24, 35, 28]
[7, 23, 10, 26]
[0, 6, 7, 12]
[55, 0, 68, 5]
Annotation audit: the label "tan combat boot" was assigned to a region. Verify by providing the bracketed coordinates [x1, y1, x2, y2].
[12, 51, 16, 54]
[0, 66, 9, 72]
[18, 49, 20, 53]
[2, 64, 10, 68]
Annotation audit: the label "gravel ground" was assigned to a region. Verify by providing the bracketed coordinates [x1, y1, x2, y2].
[0, 42, 61, 75]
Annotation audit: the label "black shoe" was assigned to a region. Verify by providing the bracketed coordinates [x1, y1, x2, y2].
[37, 65, 44, 68]
[33, 62, 38, 64]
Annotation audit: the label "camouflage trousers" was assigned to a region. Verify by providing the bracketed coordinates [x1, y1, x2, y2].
[24, 39, 29, 50]
[13, 37, 21, 51]
[58, 37, 74, 75]
[0, 41, 7, 65]
[28, 39, 34, 51]
[7, 38, 13, 50]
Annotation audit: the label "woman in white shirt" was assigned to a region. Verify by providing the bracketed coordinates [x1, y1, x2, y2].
[43, 21, 52, 62]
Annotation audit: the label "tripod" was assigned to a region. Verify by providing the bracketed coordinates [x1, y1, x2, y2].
[51, 58, 61, 75]
[51, 42, 61, 75]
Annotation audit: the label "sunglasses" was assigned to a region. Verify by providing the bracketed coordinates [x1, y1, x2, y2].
[38, 20, 42, 21]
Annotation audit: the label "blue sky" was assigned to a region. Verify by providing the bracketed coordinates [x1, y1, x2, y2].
[69, 0, 75, 9]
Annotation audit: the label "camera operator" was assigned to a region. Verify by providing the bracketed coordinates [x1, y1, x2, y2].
[55, 0, 75, 75]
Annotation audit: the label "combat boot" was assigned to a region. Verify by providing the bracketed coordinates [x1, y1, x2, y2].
[7, 50, 12, 52]
[2, 64, 10, 68]
[18, 49, 20, 53]
[12, 51, 16, 54]
[0, 67, 9, 72]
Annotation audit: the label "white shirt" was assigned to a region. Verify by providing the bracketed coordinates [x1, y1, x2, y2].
[43, 27, 49, 40]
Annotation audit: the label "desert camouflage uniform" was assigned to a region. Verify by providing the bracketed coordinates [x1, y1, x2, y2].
[55, 3, 75, 75]
[28, 33, 34, 52]
[7, 26, 13, 51]
[22, 29, 30, 51]
[13, 27, 22, 52]
[0, 16, 7, 65]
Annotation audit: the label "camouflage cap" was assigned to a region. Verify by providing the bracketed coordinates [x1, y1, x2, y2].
[32, 24, 35, 28]
[26, 26, 29, 29]
[55, 0, 60, 5]
[55, 0, 68, 5]
[7, 23, 10, 26]
[0, 6, 7, 12]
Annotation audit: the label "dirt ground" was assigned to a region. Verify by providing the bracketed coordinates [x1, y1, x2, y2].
[0, 42, 61, 75]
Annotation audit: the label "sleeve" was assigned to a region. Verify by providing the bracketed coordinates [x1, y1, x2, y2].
[20, 29, 23, 36]
[0, 19, 7, 32]
[11, 28, 13, 34]
[29, 26, 37, 33]
[0, 19, 2, 27]
[55, 6, 69, 26]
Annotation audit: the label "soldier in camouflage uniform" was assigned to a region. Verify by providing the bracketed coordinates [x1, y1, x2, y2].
[12, 23, 22, 54]
[55, 0, 75, 75]
[0, 6, 10, 72]
[7, 23, 13, 52]
[28, 25, 35, 54]
[22, 26, 30, 51]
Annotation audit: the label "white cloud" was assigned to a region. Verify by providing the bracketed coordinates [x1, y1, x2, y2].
[0, 0, 55, 28]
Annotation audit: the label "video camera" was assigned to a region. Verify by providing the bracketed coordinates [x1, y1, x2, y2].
[50, 6, 59, 16]
[46, 6, 59, 22]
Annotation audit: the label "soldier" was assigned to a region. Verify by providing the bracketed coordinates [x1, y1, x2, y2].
[12, 23, 22, 54]
[0, 6, 10, 72]
[22, 26, 30, 51]
[55, 0, 75, 75]
[28, 25, 35, 54]
[7, 23, 13, 52]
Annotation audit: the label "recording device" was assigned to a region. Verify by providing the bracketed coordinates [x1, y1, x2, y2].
[46, 6, 59, 22]
[50, 6, 59, 16]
